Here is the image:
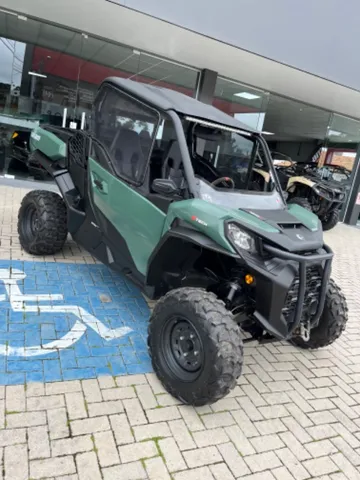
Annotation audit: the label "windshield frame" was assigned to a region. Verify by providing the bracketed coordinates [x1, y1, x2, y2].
[182, 117, 287, 206]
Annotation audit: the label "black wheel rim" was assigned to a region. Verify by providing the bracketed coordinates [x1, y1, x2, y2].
[161, 316, 204, 382]
[22, 204, 40, 242]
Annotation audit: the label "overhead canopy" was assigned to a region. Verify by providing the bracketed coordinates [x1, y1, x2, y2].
[105, 77, 256, 133]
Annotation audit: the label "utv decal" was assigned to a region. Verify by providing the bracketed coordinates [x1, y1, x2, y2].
[191, 216, 208, 227]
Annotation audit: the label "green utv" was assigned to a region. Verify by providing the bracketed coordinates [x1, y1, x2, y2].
[18, 78, 348, 405]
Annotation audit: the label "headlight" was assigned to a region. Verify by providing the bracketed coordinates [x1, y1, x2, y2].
[314, 186, 329, 197]
[227, 223, 256, 252]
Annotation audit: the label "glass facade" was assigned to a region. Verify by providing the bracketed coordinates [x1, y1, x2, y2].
[213, 77, 269, 131]
[1, 8, 360, 223]
[320, 114, 360, 172]
[0, 11, 199, 178]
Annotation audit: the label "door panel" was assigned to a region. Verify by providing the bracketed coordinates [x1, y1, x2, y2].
[89, 158, 166, 276]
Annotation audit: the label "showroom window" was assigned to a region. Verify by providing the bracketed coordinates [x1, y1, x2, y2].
[213, 77, 269, 131]
[0, 9, 199, 181]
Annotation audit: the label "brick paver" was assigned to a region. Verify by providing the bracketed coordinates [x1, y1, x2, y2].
[1, 183, 360, 479]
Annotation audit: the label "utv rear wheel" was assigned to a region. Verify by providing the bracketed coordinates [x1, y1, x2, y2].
[321, 209, 340, 231]
[148, 288, 243, 406]
[292, 279, 348, 349]
[288, 197, 312, 211]
[18, 190, 68, 255]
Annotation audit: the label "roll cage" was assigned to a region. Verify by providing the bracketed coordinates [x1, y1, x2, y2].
[92, 79, 287, 205]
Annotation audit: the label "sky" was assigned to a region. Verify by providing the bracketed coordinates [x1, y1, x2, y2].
[0, 39, 26, 87]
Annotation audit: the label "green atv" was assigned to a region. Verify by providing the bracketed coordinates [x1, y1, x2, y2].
[17, 77, 348, 405]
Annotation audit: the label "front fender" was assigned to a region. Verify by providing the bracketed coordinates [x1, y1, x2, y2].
[146, 225, 239, 297]
[286, 176, 315, 192]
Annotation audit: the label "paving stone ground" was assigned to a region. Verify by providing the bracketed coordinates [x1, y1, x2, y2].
[1, 184, 360, 480]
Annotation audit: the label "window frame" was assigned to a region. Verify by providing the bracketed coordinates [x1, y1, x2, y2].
[92, 84, 162, 188]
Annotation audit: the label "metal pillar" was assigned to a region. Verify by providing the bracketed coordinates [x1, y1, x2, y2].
[195, 69, 218, 105]
[342, 146, 360, 225]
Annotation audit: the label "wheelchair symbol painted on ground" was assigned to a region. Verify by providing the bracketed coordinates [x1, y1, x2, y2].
[0, 268, 133, 357]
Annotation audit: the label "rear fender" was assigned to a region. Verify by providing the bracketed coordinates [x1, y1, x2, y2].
[33, 149, 85, 234]
[30, 126, 67, 162]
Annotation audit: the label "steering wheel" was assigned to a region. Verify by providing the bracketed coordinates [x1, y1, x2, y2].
[211, 176, 235, 189]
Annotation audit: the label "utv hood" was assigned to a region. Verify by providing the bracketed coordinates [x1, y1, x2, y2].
[241, 204, 323, 252]
[165, 199, 322, 255]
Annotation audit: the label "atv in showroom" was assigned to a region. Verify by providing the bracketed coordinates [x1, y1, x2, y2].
[17, 78, 348, 405]
[270, 152, 350, 230]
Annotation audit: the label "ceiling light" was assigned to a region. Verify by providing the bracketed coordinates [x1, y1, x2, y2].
[262, 131, 274, 135]
[18, 14, 27, 21]
[133, 49, 141, 55]
[234, 92, 260, 100]
[328, 129, 342, 136]
[28, 71, 47, 78]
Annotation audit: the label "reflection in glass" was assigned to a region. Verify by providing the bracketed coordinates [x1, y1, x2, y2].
[0, 9, 199, 181]
[213, 77, 268, 131]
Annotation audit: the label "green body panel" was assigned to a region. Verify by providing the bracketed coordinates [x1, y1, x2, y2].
[27, 125, 321, 277]
[165, 199, 282, 255]
[29, 126, 66, 161]
[288, 204, 319, 231]
[88, 158, 166, 275]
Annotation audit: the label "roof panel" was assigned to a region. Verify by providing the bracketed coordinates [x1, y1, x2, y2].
[105, 77, 255, 132]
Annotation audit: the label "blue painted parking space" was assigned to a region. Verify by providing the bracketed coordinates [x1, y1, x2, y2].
[0, 260, 153, 385]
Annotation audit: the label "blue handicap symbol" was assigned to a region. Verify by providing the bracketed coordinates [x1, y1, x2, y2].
[0, 260, 152, 384]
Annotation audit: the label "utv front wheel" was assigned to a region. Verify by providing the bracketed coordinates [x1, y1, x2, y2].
[292, 279, 348, 349]
[321, 209, 340, 231]
[18, 190, 68, 255]
[148, 288, 243, 406]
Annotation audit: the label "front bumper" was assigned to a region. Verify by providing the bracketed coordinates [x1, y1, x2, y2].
[314, 186, 346, 203]
[249, 244, 333, 340]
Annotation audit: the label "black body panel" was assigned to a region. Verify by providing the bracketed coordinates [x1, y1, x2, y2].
[234, 210, 324, 253]
[244, 245, 333, 339]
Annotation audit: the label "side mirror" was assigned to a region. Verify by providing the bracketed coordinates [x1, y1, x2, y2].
[152, 178, 179, 196]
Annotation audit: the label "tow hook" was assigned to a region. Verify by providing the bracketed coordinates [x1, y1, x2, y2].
[300, 321, 310, 342]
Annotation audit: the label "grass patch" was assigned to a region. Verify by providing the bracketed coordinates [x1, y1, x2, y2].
[140, 437, 165, 461]
[91, 434, 98, 453]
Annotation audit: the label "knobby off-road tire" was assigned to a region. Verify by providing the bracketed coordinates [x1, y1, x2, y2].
[321, 209, 340, 231]
[292, 279, 348, 349]
[148, 287, 244, 406]
[288, 196, 312, 211]
[18, 190, 68, 255]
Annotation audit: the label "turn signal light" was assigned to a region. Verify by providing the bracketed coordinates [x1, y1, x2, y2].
[12, 132, 19, 139]
[245, 274, 255, 285]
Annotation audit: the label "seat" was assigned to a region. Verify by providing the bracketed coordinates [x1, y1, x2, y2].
[139, 130, 152, 155]
[111, 128, 144, 181]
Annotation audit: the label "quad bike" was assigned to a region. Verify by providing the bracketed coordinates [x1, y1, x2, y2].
[17, 77, 348, 405]
[268, 152, 350, 231]
[10, 128, 58, 180]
